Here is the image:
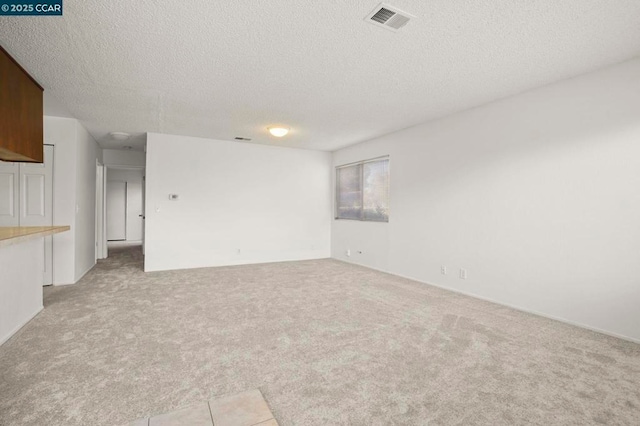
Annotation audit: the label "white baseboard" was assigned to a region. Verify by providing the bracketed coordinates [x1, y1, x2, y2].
[107, 240, 142, 245]
[54, 262, 96, 286]
[74, 262, 96, 283]
[333, 257, 640, 345]
[0, 306, 43, 347]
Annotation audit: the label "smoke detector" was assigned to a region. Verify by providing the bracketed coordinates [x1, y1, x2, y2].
[365, 3, 414, 32]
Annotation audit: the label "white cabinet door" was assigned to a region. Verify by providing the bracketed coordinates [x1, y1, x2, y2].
[0, 146, 54, 285]
[20, 145, 53, 225]
[0, 160, 19, 227]
[19, 145, 54, 285]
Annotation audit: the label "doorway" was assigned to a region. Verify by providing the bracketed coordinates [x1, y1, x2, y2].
[95, 161, 106, 260]
[104, 167, 145, 250]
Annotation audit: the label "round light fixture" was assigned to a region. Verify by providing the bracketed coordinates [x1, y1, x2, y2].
[268, 126, 290, 137]
[109, 132, 130, 141]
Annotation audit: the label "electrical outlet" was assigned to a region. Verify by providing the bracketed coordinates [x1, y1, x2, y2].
[346, 249, 351, 257]
[460, 268, 467, 279]
[441, 265, 447, 275]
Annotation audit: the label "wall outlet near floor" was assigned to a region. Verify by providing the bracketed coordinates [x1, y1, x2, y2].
[346, 249, 351, 257]
[459, 268, 467, 279]
[441, 265, 447, 275]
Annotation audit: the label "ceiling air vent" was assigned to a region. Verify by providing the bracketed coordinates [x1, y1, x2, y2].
[365, 3, 414, 32]
[234, 137, 252, 141]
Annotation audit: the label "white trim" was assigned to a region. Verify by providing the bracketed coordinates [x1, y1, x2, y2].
[105, 165, 145, 170]
[102, 166, 108, 258]
[107, 240, 142, 245]
[335, 155, 389, 169]
[53, 281, 76, 287]
[74, 262, 96, 283]
[0, 306, 43, 347]
[145, 255, 331, 273]
[333, 257, 640, 345]
[55, 262, 96, 286]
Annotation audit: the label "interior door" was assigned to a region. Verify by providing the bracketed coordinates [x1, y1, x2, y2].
[95, 162, 106, 260]
[107, 181, 127, 241]
[141, 173, 145, 255]
[126, 180, 143, 241]
[19, 145, 54, 285]
[0, 160, 19, 227]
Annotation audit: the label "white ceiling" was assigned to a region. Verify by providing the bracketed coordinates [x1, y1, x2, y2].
[1, 1, 640, 152]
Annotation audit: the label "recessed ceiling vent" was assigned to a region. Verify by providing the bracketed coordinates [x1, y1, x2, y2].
[234, 137, 252, 141]
[365, 3, 414, 32]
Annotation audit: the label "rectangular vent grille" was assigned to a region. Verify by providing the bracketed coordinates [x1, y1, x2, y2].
[234, 137, 252, 141]
[366, 3, 414, 32]
[371, 7, 395, 24]
[386, 14, 410, 29]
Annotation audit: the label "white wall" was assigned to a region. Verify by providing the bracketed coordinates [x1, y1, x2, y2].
[107, 168, 144, 241]
[0, 238, 44, 345]
[44, 116, 102, 284]
[145, 133, 331, 271]
[103, 149, 146, 167]
[45, 116, 77, 285]
[332, 58, 640, 342]
[74, 123, 102, 281]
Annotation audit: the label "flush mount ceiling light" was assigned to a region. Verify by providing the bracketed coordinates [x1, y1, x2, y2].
[109, 132, 130, 141]
[268, 126, 290, 137]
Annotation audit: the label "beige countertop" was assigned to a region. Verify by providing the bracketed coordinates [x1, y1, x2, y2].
[0, 226, 70, 248]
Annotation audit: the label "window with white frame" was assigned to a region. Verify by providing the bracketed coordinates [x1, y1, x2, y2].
[336, 157, 389, 222]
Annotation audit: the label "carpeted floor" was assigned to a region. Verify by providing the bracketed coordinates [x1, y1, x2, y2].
[0, 247, 639, 425]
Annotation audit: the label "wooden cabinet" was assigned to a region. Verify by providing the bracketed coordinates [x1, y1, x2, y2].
[0, 45, 44, 163]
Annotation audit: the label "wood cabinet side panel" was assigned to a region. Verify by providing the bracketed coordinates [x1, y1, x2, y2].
[0, 47, 44, 163]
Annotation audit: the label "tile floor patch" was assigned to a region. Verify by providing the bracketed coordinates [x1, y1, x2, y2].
[149, 402, 213, 426]
[209, 389, 274, 426]
[254, 419, 279, 426]
[130, 389, 278, 426]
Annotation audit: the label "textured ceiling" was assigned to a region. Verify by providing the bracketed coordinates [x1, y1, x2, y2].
[1, 1, 640, 152]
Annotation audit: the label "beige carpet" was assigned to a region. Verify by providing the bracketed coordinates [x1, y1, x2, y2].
[0, 247, 639, 425]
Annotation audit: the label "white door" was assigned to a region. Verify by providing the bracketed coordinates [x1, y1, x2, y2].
[126, 180, 143, 241]
[19, 145, 54, 285]
[95, 162, 106, 260]
[141, 173, 145, 255]
[107, 181, 127, 241]
[0, 160, 19, 227]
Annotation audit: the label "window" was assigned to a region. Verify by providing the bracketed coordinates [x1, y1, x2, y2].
[336, 157, 389, 222]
